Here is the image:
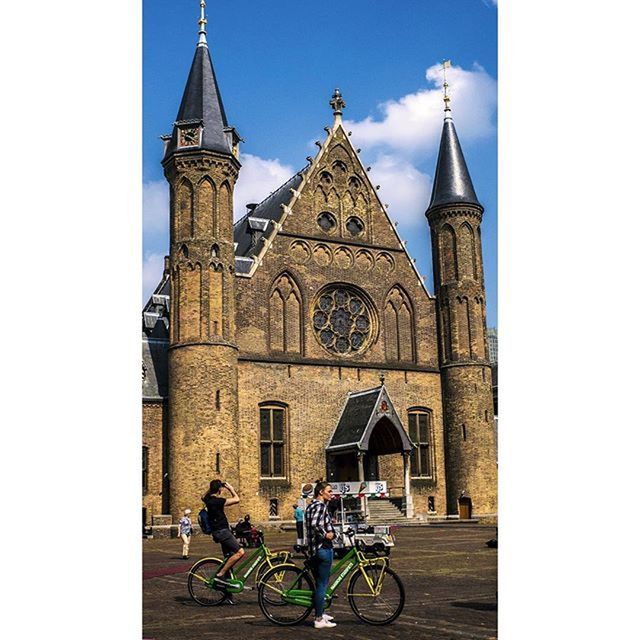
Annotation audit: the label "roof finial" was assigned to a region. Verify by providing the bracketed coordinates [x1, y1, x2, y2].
[442, 59, 452, 121]
[379, 373, 385, 387]
[198, 0, 208, 47]
[330, 88, 346, 127]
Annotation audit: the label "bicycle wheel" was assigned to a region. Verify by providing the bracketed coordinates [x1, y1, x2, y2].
[258, 564, 314, 626]
[255, 551, 292, 587]
[347, 565, 405, 625]
[187, 558, 227, 606]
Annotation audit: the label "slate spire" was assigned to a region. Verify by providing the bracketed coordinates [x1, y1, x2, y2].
[163, 0, 233, 159]
[426, 81, 481, 211]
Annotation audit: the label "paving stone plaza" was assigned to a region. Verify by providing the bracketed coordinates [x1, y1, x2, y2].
[143, 525, 497, 640]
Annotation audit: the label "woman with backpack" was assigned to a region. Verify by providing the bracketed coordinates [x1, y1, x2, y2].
[202, 480, 244, 588]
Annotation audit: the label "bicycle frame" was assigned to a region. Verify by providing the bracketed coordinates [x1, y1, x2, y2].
[189, 544, 292, 594]
[281, 546, 390, 607]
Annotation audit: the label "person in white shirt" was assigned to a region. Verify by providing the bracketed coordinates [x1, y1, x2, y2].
[179, 508, 193, 560]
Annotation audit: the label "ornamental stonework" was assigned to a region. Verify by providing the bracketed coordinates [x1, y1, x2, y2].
[312, 285, 376, 356]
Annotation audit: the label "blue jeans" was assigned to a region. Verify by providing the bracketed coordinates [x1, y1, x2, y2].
[312, 548, 333, 618]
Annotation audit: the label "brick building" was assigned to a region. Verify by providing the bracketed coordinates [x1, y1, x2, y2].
[142, 4, 497, 527]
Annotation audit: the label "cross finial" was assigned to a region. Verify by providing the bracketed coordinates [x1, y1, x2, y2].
[198, 0, 208, 46]
[379, 373, 385, 386]
[330, 88, 346, 126]
[442, 59, 452, 120]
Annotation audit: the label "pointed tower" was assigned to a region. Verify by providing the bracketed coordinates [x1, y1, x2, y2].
[426, 70, 497, 519]
[163, 1, 242, 520]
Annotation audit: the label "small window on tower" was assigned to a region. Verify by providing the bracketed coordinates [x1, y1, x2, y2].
[317, 212, 337, 233]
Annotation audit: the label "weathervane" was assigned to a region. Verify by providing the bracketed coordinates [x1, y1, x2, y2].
[198, 0, 208, 46]
[442, 59, 452, 119]
[330, 88, 346, 125]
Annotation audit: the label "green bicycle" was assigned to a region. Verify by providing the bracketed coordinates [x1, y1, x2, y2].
[188, 538, 294, 606]
[257, 529, 405, 626]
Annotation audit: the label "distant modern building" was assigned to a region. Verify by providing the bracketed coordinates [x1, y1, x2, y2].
[487, 327, 498, 364]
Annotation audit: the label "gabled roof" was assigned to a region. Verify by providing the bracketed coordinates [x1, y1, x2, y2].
[427, 117, 481, 211]
[231, 119, 432, 296]
[163, 43, 232, 159]
[233, 171, 305, 260]
[142, 266, 170, 340]
[326, 386, 413, 454]
[142, 266, 170, 400]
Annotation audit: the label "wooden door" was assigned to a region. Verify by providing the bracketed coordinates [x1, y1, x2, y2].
[459, 497, 472, 519]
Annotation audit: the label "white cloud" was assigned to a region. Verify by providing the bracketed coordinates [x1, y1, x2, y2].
[142, 153, 294, 236]
[233, 153, 294, 220]
[368, 154, 432, 228]
[346, 62, 496, 157]
[142, 252, 166, 303]
[143, 180, 169, 236]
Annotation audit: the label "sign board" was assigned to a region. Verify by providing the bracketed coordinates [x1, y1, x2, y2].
[301, 480, 387, 498]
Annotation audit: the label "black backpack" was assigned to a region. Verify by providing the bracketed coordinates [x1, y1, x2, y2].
[198, 507, 212, 534]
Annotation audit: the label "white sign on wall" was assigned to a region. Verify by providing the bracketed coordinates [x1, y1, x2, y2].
[301, 480, 387, 498]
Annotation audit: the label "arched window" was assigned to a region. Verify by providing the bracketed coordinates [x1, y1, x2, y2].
[269, 273, 303, 353]
[407, 408, 433, 478]
[142, 446, 149, 494]
[259, 403, 288, 478]
[384, 285, 415, 362]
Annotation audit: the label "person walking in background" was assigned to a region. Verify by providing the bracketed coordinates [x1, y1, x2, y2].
[305, 481, 337, 629]
[179, 508, 192, 559]
[293, 503, 305, 546]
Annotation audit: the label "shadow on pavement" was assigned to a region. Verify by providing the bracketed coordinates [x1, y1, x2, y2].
[174, 596, 199, 605]
[451, 601, 497, 611]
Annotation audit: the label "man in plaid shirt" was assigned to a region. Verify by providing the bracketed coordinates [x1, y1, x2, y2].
[305, 481, 337, 629]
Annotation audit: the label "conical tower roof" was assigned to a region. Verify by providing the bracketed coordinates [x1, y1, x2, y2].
[164, 3, 231, 158]
[427, 113, 481, 211]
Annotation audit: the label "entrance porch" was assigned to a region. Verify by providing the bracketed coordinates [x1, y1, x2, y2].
[325, 383, 415, 517]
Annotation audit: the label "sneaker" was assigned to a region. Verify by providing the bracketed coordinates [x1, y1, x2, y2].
[182, 556, 188, 560]
[314, 618, 337, 629]
[323, 614, 335, 621]
[223, 596, 236, 605]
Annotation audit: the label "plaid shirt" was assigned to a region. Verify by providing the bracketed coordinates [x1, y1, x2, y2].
[305, 499, 335, 555]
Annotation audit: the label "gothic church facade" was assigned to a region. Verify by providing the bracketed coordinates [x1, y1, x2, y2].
[142, 8, 497, 526]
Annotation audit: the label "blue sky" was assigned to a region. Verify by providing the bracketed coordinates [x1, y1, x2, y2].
[143, 0, 497, 327]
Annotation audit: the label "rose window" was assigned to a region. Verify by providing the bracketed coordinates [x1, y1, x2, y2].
[312, 286, 374, 355]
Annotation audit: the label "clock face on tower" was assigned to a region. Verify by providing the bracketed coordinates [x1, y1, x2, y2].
[178, 126, 201, 148]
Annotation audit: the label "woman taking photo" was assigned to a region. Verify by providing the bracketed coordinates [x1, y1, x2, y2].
[305, 481, 337, 629]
